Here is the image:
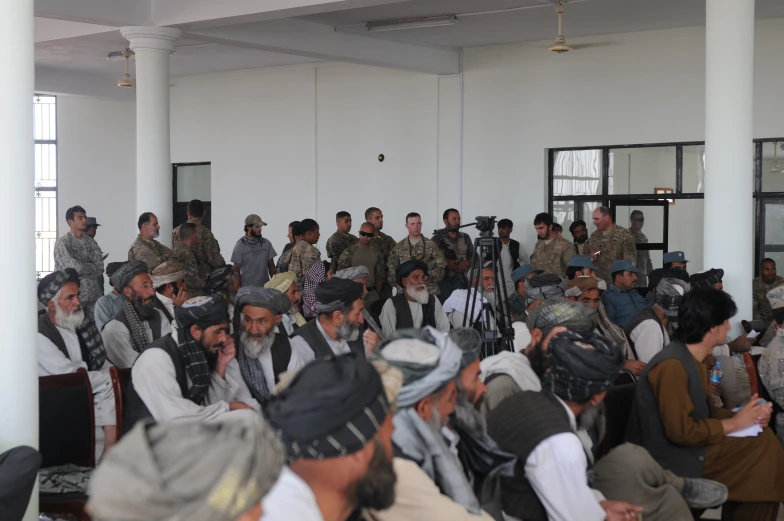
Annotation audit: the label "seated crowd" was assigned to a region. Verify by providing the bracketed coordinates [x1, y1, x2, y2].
[31, 201, 784, 521]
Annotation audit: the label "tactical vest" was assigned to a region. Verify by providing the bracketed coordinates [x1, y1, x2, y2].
[391, 293, 437, 329]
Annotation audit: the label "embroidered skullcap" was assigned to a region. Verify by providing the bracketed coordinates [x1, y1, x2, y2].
[265, 272, 296, 292]
[38, 269, 80, 306]
[175, 296, 229, 330]
[396, 259, 429, 287]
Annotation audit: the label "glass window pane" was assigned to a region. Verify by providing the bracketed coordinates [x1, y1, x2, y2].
[668, 199, 703, 272]
[34, 144, 57, 187]
[553, 150, 602, 196]
[609, 146, 676, 195]
[35, 190, 58, 277]
[762, 142, 784, 193]
[765, 202, 784, 244]
[764, 252, 784, 271]
[176, 164, 211, 202]
[682, 145, 705, 194]
[581, 201, 601, 236]
[552, 200, 575, 232]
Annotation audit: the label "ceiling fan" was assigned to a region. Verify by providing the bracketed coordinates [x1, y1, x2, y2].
[548, 2, 612, 53]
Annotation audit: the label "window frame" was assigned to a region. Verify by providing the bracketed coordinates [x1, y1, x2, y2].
[34, 94, 58, 280]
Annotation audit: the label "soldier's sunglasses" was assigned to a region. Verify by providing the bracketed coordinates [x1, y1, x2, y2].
[359, 231, 374, 238]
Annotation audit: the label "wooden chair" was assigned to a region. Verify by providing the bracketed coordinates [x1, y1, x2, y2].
[112, 367, 132, 439]
[38, 368, 94, 521]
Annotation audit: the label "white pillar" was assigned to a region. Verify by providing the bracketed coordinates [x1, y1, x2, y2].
[121, 27, 181, 247]
[703, 0, 755, 335]
[0, 0, 38, 518]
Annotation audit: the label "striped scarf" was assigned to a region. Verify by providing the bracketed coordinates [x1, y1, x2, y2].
[177, 329, 212, 405]
[121, 295, 150, 353]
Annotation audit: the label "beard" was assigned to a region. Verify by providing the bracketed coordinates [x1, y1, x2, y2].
[351, 439, 397, 511]
[452, 391, 487, 437]
[336, 321, 360, 341]
[151, 230, 160, 239]
[528, 342, 548, 378]
[199, 337, 222, 371]
[54, 301, 85, 330]
[406, 284, 429, 304]
[574, 234, 588, 244]
[288, 304, 299, 315]
[240, 329, 275, 358]
[250, 229, 261, 238]
[131, 289, 157, 320]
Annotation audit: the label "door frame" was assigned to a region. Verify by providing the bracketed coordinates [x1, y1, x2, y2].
[608, 199, 670, 254]
[759, 198, 784, 266]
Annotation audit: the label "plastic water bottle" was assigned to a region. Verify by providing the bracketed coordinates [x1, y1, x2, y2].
[710, 361, 723, 384]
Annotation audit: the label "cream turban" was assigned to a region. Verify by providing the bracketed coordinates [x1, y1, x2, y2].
[265, 272, 296, 292]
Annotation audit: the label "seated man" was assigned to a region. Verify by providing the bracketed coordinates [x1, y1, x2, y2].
[290, 277, 368, 362]
[150, 260, 188, 327]
[627, 288, 784, 521]
[523, 272, 567, 310]
[263, 354, 398, 521]
[36, 269, 117, 453]
[443, 265, 499, 330]
[228, 286, 305, 404]
[508, 264, 539, 319]
[123, 295, 260, 431]
[88, 420, 285, 521]
[102, 261, 173, 368]
[488, 329, 728, 521]
[372, 327, 494, 521]
[602, 260, 646, 327]
[759, 308, 784, 444]
[93, 261, 124, 331]
[690, 268, 724, 291]
[264, 271, 306, 336]
[566, 254, 598, 281]
[334, 266, 384, 345]
[380, 260, 450, 333]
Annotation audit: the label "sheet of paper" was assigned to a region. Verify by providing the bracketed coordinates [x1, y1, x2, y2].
[727, 424, 762, 438]
[747, 330, 760, 339]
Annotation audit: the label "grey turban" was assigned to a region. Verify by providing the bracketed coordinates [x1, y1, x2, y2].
[449, 328, 483, 369]
[526, 298, 598, 333]
[334, 266, 370, 282]
[111, 261, 149, 291]
[235, 287, 291, 316]
[315, 278, 364, 314]
[87, 419, 285, 521]
[543, 330, 624, 403]
[525, 273, 568, 303]
[38, 269, 79, 306]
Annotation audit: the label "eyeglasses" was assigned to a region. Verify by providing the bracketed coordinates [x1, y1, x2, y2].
[358, 231, 374, 238]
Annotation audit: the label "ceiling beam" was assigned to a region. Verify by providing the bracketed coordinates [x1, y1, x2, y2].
[36, 67, 136, 101]
[35, 0, 152, 27]
[186, 18, 460, 75]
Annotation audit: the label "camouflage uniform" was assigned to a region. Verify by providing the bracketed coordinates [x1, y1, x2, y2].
[172, 220, 225, 279]
[531, 236, 574, 278]
[373, 231, 397, 284]
[170, 242, 205, 296]
[53, 232, 104, 321]
[127, 234, 172, 272]
[432, 229, 474, 301]
[387, 237, 446, 296]
[289, 240, 321, 286]
[582, 226, 637, 284]
[753, 275, 784, 322]
[325, 231, 359, 264]
[337, 242, 386, 283]
[276, 243, 295, 273]
[631, 230, 652, 289]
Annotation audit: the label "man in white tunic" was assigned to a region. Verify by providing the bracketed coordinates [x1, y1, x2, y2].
[101, 261, 173, 368]
[121, 295, 260, 432]
[228, 286, 305, 405]
[380, 260, 450, 334]
[264, 271, 305, 336]
[36, 269, 117, 453]
[150, 260, 188, 328]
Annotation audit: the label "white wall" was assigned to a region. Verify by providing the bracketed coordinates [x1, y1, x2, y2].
[57, 95, 136, 279]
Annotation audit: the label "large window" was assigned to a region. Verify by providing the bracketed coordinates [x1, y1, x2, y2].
[35, 95, 57, 279]
[548, 139, 784, 276]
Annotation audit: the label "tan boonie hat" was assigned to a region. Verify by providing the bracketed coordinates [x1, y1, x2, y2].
[151, 261, 187, 288]
[245, 214, 267, 227]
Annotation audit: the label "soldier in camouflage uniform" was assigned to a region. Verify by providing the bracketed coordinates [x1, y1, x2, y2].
[530, 212, 574, 278]
[128, 212, 171, 272]
[169, 223, 206, 297]
[629, 210, 652, 289]
[289, 218, 322, 286]
[171, 199, 225, 280]
[337, 222, 386, 291]
[325, 211, 358, 267]
[582, 207, 637, 284]
[754, 258, 784, 321]
[365, 207, 396, 295]
[432, 208, 474, 301]
[387, 212, 446, 296]
[53, 205, 104, 321]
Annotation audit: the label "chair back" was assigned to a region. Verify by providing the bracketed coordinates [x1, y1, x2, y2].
[601, 383, 637, 457]
[112, 367, 132, 438]
[38, 368, 95, 468]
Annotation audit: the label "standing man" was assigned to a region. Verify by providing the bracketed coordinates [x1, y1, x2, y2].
[630, 210, 652, 288]
[366, 207, 397, 266]
[388, 212, 446, 296]
[530, 212, 573, 278]
[432, 208, 473, 301]
[275, 221, 300, 273]
[325, 211, 358, 264]
[54, 205, 104, 321]
[86, 217, 101, 239]
[171, 199, 225, 279]
[569, 219, 589, 255]
[337, 222, 385, 296]
[497, 219, 530, 297]
[289, 218, 321, 286]
[582, 206, 637, 285]
[754, 258, 784, 322]
[128, 212, 172, 272]
[170, 223, 206, 297]
[231, 214, 277, 288]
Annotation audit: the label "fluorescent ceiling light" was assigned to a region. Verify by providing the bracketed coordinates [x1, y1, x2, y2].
[366, 15, 458, 32]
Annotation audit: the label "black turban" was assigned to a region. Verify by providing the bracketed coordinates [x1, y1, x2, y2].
[449, 328, 483, 369]
[315, 278, 364, 314]
[38, 269, 80, 306]
[206, 265, 234, 294]
[105, 261, 125, 279]
[690, 268, 724, 290]
[543, 330, 624, 403]
[265, 353, 390, 460]
[175, 295, 229, 330]
[396, 259, 429, 287]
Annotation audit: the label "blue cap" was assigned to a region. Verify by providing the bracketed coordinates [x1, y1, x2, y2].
[611, 260, 640, 274]
[663, 251, 688, 264]
[512, 264, 538, 283]
[569, 255, 596, 270]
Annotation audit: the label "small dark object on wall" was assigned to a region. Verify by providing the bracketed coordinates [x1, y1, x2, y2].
[378, 154, 385, 162]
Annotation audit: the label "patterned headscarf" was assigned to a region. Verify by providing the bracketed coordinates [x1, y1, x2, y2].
[654, 277, 690, 327]
[111, 261, 148, 292]
[265, 272, 296, 292]
[334, 266, 370, 282]
[37, 269, 80, 306]
[525, 273, 568, 304]
[689, 268, 723, 290]
[302, 261, 328, 318]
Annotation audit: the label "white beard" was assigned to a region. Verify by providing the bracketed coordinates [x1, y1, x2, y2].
[54, 302, 84, 330]
[406, 285, 430, 305]
[337, 321, 360, 341]
[241, 330, 275, 358]
[288, 305, 299, 316]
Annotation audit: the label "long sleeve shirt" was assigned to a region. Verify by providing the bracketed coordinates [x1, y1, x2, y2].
[101, 310, 173, 369]
[53, 232, 104, 307]
[629, 319, 670, 363]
